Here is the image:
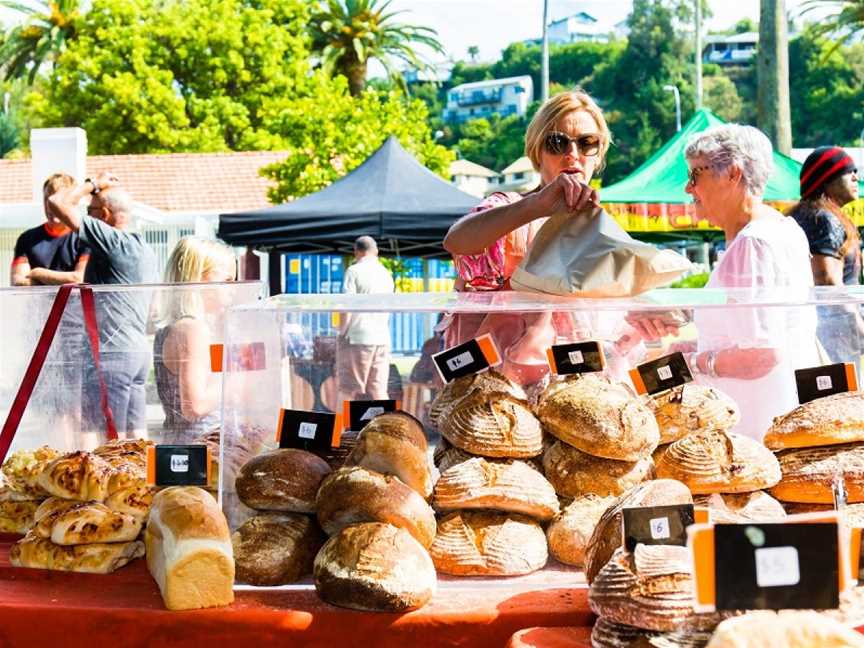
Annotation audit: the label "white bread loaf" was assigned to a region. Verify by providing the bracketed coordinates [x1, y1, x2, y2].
[145, 487, 234, 611]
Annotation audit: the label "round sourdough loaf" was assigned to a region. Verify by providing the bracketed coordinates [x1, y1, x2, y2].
[439, 389, 543, 458]
[692, 491, 786, 523]
[584, 479, 692, 583]
[654, 429, 781, 494]
[590, 616, 713, 648]
[313, 522, 436, 612]
[232, 512, 323, 586]
[652, 383, 740, 444]
[706, 611, 864, 648]
[344, 411, 433, 497]
[764, 391, 864, 451]
[546, 493, 616, 567]
[430, 510, 547, 576]
[433, 437, 544, 474]
[432, 457, 559, 520]
[428, 369, 524, 428]
[315, 466, 436, 547]
[235, 449, 331, 513]
[769, 442, 864, 503]
[536, 374, 659, 461]
[542, 440, 653, 498]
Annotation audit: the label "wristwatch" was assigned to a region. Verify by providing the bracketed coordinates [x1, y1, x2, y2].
[85, 178, 100, 195]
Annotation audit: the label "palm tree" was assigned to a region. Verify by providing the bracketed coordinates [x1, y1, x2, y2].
[800, 1, 864, 52]
[756, 0, 792, 154]
[310, 0, 445, 96]
[467, 45, 479, 63]
[0, 0, 81, 83]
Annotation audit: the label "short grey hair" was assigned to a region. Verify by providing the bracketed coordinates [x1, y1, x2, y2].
[100, 188, 138, 230]
[354, 235, 377, 253]
[684, 124, 774, 198]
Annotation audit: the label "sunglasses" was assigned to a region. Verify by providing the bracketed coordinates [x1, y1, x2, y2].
[686, 165, 712, 187]
[544, 131, 601, 157]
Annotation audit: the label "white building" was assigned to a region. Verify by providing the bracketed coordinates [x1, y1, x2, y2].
[443, 76, 534, 124]
[493, 157, 541, 194]
[449, 159, 498, 198]
[703, 32, 758, 65]
[547, 11, 624, 44]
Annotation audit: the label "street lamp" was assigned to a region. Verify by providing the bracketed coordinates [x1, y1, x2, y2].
[664, 84, 681, 132]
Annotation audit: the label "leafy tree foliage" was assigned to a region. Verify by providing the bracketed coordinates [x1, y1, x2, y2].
[0, 0, 81, 83]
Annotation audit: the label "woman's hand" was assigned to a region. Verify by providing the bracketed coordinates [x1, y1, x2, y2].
[533, 171, 599, 214]
[624, 313, 681, 341]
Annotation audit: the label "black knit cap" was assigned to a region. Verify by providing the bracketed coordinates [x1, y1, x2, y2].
[800, 146, 856, 199]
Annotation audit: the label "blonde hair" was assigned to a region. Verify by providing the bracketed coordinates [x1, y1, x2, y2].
[158, 237, 236, 325]
[524, 89, 611, 174]
[42, 173, 74, 197]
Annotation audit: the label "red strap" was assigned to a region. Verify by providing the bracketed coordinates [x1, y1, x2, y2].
[80, 286, 118, 441]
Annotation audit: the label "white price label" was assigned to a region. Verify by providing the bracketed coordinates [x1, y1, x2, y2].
[361, 406, 385, 421]
[649, 517, 671, 540]
[170, 455, 189, 473]
[657, 366, 673, 381]
[754, 546, 800, 588]
[568, 350, 585, 365]
[816, 375, 833, 391]
[447, 351, 474, 372]
[298, 422, 318, 440]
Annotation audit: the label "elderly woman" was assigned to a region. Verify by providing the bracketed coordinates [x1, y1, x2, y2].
[632, 124, 819, 441]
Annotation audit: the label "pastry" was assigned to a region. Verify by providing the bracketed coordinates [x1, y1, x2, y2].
[36, 451, 113, 502]
[2, 446, 60, 498]
[44, 501, 143, 545]
[11, 531, 144, 573]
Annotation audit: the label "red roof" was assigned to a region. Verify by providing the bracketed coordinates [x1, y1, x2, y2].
[0, 150, 288, 212]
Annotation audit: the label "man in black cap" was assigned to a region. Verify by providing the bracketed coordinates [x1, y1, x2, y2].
[789, 145, 862, 361]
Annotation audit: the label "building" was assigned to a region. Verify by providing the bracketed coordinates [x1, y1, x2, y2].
[547, 11, 619, 44]
[449, 159, 499, 198]
[702, 32, 759, 65]
[493, 156, 540, 194]
[443, 75, 533, 124]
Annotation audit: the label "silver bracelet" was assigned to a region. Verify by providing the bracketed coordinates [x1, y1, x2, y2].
[705, 350, 718, 378]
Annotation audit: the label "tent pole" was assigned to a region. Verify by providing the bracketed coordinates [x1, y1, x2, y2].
[268, 251, 283, 296]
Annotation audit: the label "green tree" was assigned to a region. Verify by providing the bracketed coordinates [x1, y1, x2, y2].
[0, 0, 81, 82]
[702, 74, 743, 121]
[467, 45, 479, 62]
[801, 0, 864, 51]
[309, 0, 444, 96]
[448, 113, 527, 171]
[0, 110, 19, 157]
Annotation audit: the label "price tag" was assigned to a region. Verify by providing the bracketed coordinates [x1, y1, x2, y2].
[210, 342, 267, 373]
[629, 352, 693, 396]
[343, 399, 400, 431]
[277, 408, 342, 451]
[546, 341, 605, 375]
[622, 504, 694, 551]
[432, 333, 501, 383]
[754, 546, 800, 587]
[794, 362, 858, 404]
[146, 445, 210, 487]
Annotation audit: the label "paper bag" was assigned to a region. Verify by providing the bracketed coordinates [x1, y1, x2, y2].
[510, 206, 691, 297]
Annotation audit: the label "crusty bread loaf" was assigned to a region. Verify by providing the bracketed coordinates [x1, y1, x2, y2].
[10, 530, 144, 573]
[584, 479, 692, 583]
[652, 383, 740, 444]
[764, 391, 864, 451]
[536, 374, 659, 461]
[546, 493, 615, 567]
[770, 442, 864, 504]
[313, 522, 436, 612]
[433, 437, 543, 474]
[432, 457, 559, 521]
[655, 429, 781, 494]
[542, 440, 653, 498]
[430, 510, 547, 576]
[36, 451, 113, 502]
[235, 449, 331, 513]
[345, 411, 433, 497]
[692, 491, 786, 524]
[590, 617, 713, 648]
[232, 512, 323, 586]
[2, 446, 60, 498]
[0, 500, 40, 534]
[706, 611, 864, 648]
[42, 501, 142, 545]
[428, 369, 524, 428]
[145, 487, 234, 611]
[316, 466, 436, 547]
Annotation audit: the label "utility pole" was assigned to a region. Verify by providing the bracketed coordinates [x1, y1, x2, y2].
[695, 0, 703, 109]
[541, 0, 550, 102]
[757, 0, 792, 154]
[664, 85, 682, 132]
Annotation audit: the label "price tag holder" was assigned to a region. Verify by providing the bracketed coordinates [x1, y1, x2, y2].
[146, 445, 210, 487]
[546, 341, 605, 375]
[432, 333, 501, 383]
[794, 362, 858, 405]
[210, 342, 267, 373]
[343, 399, 400, 431]
[629, 352, 693, 396]
[622, 504, 694, 552]
[277, 408, 342, 451]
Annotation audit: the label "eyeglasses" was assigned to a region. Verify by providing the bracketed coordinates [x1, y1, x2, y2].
[544, 131, 601, 157]
[686, 165, 712, 187]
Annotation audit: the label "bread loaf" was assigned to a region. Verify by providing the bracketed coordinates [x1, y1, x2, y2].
[313, 522, 436, 612]
[590, 616, 714, 648]
[0, 500, 40, 534]
[764, 391, 864, 451]
[2, 446, 60, 498]
[11, 531, 144, 573]
[235, 449, 331, 513]
[692, 492, 786, 523]
[652, 383, 740, 444]
[428, 369, 524, 428]
[430, 510, 547, 576]
[232, 512, 323, 586]
[655, 430, 781, 494]
[536, 374, 659, 461]
[43, 501, 142, 545]
[345, 411, 433, 497]
[542, 440, 653, 498]
[769, 442, 864, 503]
[546, 493, 615, 567]
[145, 487, 234, 610]
[432, 457, 559, 521]
[706, 611, 864, 648]
[36, 451, 113, 502]
[433, 437, 543, 474]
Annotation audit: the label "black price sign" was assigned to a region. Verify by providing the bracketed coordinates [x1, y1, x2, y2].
[714, 522, 840, 611]
[277, 408, 341, 451]
[795, 362, 858, 405]
[622, 504, 694, 552]
[146, 445, 210, 487]
[343, 399, 399, 431]
[546, 341, 605, 375]
[432, 333, 501, 383]
[629, 352, 693, 396]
